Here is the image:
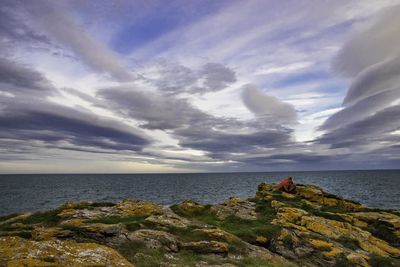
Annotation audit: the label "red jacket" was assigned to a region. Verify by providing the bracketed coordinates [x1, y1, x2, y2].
[276, 178, 291, 190]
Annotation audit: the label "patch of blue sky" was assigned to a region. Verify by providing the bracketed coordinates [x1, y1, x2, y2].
[288, 19, 358, 47]
[110, 0, 233, 54]
[272, 71, 332, 88]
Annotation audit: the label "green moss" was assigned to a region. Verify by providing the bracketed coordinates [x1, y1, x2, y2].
[87, 215, 148, 225]
[334, 255, 356, 267]
[172, 200, 281, 245]
[369, 254, 400, 267]
[237, 257, 288, 267]
[311, 211, 348, 223]
[17, 209, 63, 226]
[0, 213, 23, 222]
[117, 240, 165, 267]
[366, 220, 399, 247]
[0, 230, 32, 239]
[319, 206, 348, 214]
[336, 236, 360, 250]
[282, 235, 294, 248]
[87, 202, 116, 208]
[170, 250, 205, 266]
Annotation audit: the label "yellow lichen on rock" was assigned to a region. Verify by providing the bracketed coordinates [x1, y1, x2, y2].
[300, 215, 400, 257]
[227, 197, 243, 205]
[256, 235, 268, 244]
[281, 192, 296, 199]
[300, 199, 318, 209]
[57, 208, 77, 218]
[323, 247, 343, 257]
[296, 185, 323, 199]
[60, 218, 84, 227]
[309, 239, 333, 249]
[336, 213, 369, 228]
[7, 259, 56, 267]
[346, 252, 370, 267]
[0, 236, 133, 266]
[116, 198, 161, 216]
[271, 200, 286, 209]
[193, 228, 239, 243]
[177, 200, 205, 214]
[31, 226, 63, 241]
[275, 207, 308, 224]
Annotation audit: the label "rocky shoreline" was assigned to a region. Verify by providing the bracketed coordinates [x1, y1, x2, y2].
[0, 183, 399, 266]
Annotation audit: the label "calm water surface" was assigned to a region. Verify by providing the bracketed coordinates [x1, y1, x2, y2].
[0, 170, 399, 215]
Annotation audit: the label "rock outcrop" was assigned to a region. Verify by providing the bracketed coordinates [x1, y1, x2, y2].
[1, 183, 399, 267]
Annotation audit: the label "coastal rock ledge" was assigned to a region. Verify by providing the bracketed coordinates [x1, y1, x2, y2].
[1, 183, 399, 267]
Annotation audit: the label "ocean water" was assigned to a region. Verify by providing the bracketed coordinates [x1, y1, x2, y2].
[0, 170, 399, 216]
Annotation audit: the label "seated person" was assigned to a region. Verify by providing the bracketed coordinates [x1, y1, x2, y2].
[276, 177, 297, 193]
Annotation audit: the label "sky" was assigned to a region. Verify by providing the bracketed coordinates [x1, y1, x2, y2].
[0, 0, 400, 173]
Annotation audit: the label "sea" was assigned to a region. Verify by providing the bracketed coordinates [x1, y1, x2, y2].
[0, 170, 399, 216]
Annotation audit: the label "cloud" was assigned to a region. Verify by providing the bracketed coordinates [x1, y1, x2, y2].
[318, 105, 400, 148]
[321, 87, 400, 131]
[98, 86, 212, 130]
[241, 84, 297, 124]
[332, 5, 400, 78]
[147, 61, 236, 95]
[0, 91, 152, 154]
[0, 1, 50, 50]
[321, 5, 400, 150]
[97, 83, 295, 160]
[24, 0, 133, 81]
[198, 63, 236, 92]
[0, 103, 150, 152]
[0, 57, 54, 96]
[0, 58, 150, 155]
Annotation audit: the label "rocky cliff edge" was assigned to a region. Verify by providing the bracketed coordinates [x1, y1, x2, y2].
[1, 183, 399, 267]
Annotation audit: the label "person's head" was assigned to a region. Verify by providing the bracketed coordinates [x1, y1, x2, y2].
[288, 177, 293, 181]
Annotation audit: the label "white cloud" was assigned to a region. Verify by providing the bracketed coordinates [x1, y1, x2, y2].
[255, 62, 313, 76]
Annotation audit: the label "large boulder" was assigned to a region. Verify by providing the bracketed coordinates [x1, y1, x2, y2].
[128, 229, 179, 252]
[210, 197, 257, 220]
[0, 236, 133, 266]
[180, 241, 229, 254]
[145, 207, 191, 228]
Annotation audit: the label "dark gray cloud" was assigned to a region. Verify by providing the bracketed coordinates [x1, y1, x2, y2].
[320, 5, 400, 157]
[332, 5, 400, 78]
[199, 63, 236, 92]
[318, 105, 400, 148]
[0, 100, 151, 153]
[0, 106, 149, 151]
[0, 57, 54, 96]
[98, 84, 295, 163]
[321, 87, 400, 131]
[98, 86, 212, 130]
[0, 1, 50, 50]
[342, 55, 400, 106]
[176, 126, 292, 155]
[0, 58, 151, 155]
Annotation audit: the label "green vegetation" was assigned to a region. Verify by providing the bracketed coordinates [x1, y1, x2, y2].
[16, 208, 63, 226]
[282, 235, 294, 248]
[171, 202, 281, 245]
[311, 210, 348, 222]
[366, 220, 399, 247]
[117, 240, 165, 267]
[0, 213, 23, 222]
[334, 255, 356, 267]
[336, 236, 360, 250]
[0, 230, 32, 239]
[369, 254, 400, 267]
